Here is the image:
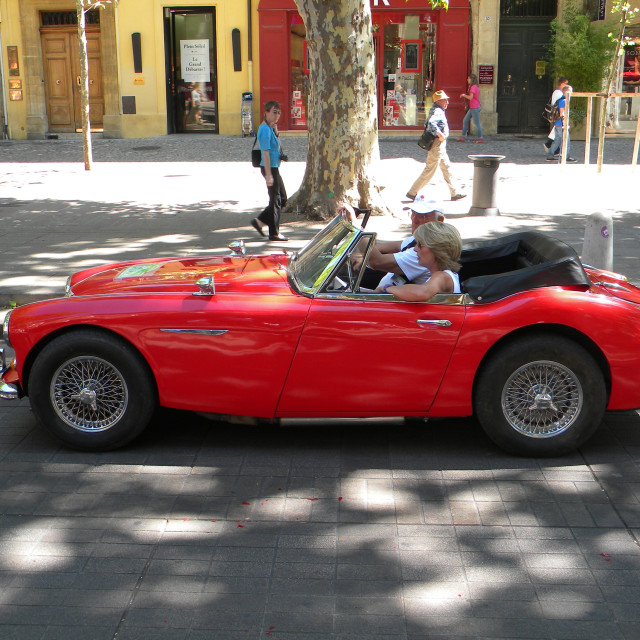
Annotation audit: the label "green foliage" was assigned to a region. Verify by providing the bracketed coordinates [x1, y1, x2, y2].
[546, 1, 615, 123]
[547, 1, 614, 93]
[406, 0, 448, 8]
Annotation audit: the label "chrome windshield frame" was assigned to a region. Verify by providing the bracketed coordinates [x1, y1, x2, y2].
[288, 216, 369, 297]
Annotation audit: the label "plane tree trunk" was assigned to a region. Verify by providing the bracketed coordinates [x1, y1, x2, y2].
[77, 0, 93, 171]
[288, 0, 384, 220]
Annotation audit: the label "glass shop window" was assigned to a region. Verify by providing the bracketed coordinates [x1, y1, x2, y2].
[379, 14, 436, 128]
[290, 14, 309, 128]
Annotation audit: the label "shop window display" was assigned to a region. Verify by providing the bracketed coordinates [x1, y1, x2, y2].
[290, 16, 309, 128]
[379, 15, 436, 128]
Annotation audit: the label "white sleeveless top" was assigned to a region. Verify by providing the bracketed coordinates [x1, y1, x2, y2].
[444, 269, 461, 294]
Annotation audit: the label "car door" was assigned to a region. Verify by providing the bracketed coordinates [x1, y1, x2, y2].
[277, 294, 466, 415]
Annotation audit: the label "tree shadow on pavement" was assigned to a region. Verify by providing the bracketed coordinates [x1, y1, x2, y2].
[1, 400, 640, 639]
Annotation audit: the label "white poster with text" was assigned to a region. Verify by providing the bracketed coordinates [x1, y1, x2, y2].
[181, 40, 210, 82]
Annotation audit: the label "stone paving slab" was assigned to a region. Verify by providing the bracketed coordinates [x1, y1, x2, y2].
[1, 397, 640, 639]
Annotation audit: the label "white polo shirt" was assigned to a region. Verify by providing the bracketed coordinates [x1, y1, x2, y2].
[376, 237, 431, 290]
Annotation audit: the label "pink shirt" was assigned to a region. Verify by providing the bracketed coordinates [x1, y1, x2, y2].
[469, 84, 481, 109]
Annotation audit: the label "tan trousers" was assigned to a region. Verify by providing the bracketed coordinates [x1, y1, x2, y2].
[408, 138, 460, 198]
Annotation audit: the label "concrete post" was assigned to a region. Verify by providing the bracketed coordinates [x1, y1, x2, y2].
[581, 212, 613, 271]
[467, 154, 505, 216]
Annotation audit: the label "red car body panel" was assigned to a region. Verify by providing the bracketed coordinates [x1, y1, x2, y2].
[429, 284, 640, 416]
[278, 297, 466, 415]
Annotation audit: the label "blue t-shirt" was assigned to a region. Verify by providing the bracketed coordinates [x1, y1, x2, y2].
[554, 97, 565, 127]
[257, 123, 281, 168]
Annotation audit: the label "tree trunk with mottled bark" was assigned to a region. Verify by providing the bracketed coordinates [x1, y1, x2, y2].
[77, 0, 93, 171]
[289, 0, 384, 220]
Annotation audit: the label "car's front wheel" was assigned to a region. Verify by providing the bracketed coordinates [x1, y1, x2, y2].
[475, 335, 607, 456]
[29, 330, 157, 451]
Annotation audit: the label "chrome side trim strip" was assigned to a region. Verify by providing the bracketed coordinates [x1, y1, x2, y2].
[160, 329, 228, 336]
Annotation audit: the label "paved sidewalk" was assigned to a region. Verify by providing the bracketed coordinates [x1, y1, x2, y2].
[0, 134, 638, 305]
[0, 134, 640, 640]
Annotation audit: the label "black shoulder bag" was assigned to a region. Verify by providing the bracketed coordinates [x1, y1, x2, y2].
[251, 138, 261, 167]
[417, 128, 436, 150]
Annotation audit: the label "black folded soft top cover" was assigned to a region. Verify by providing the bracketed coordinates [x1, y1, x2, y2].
[459, 231, 590, 303]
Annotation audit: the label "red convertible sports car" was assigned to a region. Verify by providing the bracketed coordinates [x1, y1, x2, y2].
[2, 215, 640, 456]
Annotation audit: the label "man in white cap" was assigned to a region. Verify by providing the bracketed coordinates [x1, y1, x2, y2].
[361, 194, 445, 290]
[406, 89, 465, 202]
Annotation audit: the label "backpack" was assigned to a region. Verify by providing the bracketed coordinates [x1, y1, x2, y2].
[542, 98, 560, 125]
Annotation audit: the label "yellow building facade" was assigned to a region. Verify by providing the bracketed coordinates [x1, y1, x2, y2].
[0, 0, 637, 140]
[0, 0, 259, 139]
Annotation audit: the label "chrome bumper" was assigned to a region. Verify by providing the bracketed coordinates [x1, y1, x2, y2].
[0, 348, 20, 400]
[0, 380, 18, 400]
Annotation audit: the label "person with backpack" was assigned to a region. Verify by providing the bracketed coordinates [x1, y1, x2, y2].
[543, 77, 568, 154]
[545, 85, 577, 163]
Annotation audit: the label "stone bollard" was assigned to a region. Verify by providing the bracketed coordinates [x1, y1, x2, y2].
[581, 212, 613, 271]
[467, 154, 505, 217]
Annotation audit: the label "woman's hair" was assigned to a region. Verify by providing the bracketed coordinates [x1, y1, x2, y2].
[414, 222, 462, 272]
[469, 73, 478, 84]
[264, 100, 281, 114]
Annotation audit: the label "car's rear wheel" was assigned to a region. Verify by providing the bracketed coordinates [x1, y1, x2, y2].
[29, 330, 156, 451]
[475, 335, 606, 456]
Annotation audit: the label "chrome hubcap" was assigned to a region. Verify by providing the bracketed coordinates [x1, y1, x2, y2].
[502, 360, 583, 439]
[50, 356, 128, 432]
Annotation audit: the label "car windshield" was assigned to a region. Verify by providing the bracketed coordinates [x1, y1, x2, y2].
[289, 216, 360, 295]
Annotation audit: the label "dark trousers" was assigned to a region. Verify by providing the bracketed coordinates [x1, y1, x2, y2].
[258, 167, 286, 237]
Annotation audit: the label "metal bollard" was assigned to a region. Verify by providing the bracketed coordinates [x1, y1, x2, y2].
[467, 154, 505, 217]
[581, 211, 613, 271]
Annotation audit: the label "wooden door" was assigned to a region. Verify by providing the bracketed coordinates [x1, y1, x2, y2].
[497, 20, 552, 134]
[41, 27, 104, 132]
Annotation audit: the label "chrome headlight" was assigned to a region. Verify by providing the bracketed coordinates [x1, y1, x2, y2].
[2, 309, 11, 348]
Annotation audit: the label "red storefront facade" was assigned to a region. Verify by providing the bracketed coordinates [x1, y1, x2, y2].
[257, 0, 471, 131]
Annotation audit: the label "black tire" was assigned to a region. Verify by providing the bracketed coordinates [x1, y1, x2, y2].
[29, 330, 157, 451]
[475, 334, 606, 457]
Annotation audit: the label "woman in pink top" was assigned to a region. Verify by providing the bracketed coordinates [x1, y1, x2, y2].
[458, 74, 483, 143]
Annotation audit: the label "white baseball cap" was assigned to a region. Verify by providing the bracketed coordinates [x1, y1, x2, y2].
[404, 194, 444, 215]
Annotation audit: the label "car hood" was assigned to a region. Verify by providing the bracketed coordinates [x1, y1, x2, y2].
[68, 254, 292, 296]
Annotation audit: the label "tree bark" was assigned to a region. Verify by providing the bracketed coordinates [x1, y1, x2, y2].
[290, 0, 384, 220]
[77, 0, 93, 171]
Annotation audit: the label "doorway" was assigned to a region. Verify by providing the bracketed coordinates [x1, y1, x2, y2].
[165, 7, 218, 134]
[497, 19, 553, 134]
[40, 26, 105, 132]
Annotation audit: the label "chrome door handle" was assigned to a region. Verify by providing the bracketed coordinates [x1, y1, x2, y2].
[417, 319, 452, 327]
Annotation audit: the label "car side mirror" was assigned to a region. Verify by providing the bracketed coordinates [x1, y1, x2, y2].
[193, 276, 215, 296]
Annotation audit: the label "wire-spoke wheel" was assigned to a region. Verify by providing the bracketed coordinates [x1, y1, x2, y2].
[51, 356, 129, 432]
[501, 360, 582, 438]
[29, 330, 156, 451]
[475, 335, 606, 457]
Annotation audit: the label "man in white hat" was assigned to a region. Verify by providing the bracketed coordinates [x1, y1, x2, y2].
[361, 195, 445, 290]
[406, 89, 466, 202]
